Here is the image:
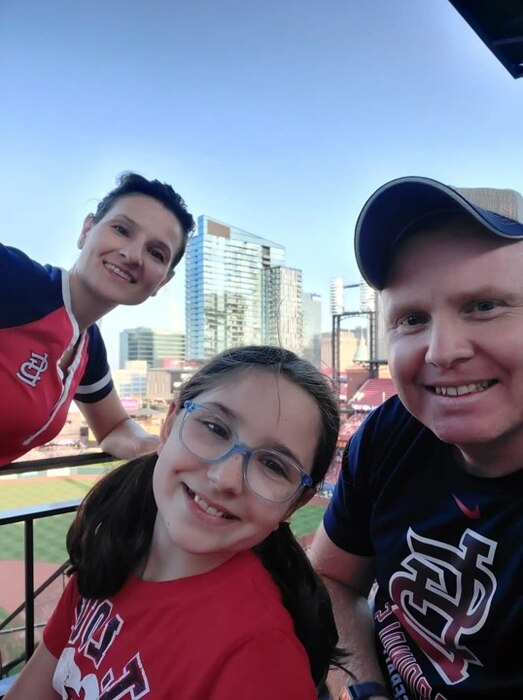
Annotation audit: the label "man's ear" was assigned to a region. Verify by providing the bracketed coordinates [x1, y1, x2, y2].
[78, 213, 95, 249]
[158, 402, 177, 453]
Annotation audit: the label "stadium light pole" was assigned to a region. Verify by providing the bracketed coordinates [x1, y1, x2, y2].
[331, 281, 377, 399]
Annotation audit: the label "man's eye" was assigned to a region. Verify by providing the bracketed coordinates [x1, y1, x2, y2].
[399, 313, 425, 327]
[113, 225, 129, 236]
[473, 299, 499, 312]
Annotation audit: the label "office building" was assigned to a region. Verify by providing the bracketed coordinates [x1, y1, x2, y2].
[185, 216, 285, 360]
[119, 328, 185, 369]
[330, 277, 344, 315]
[261, 266, 303, 354]
[112, 360, 148, 400]
[302, 292, 322, 367]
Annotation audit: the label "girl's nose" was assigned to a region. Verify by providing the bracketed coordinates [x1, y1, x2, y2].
[207, 451, 245, 494]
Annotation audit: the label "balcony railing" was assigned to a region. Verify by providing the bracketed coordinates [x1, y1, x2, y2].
[0, 452, 119, 694]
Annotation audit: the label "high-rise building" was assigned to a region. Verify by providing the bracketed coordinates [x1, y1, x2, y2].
[119, 327, 185, 368]
[185, 216, 285, 360]
[359, 280, 376, 312]
[330, 277, 344, 315]
[261, 266, 303, 354]
[302, 292, 322, 368]
[456, 186, 523, 221]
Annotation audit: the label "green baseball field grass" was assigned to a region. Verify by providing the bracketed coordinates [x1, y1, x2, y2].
[0, 474, 326, 564]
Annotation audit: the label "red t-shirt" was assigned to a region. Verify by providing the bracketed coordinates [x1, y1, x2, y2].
[44, 550, 316, 699]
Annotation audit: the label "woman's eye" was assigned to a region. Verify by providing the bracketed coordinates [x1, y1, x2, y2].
[113, 224, 129, 236]
[150, 249, 165, 263]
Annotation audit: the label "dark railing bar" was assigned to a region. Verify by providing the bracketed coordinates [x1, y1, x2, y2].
[0, 621, 45, 635]
[24, 520, 35, 659]
[0, 561, 69, 632]
[1, 451, 118, 477]
[0, 499, 82, 526]
[0, 500, 80, 670]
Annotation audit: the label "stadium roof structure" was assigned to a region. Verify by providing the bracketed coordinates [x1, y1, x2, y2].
[448, 0, 523, 78]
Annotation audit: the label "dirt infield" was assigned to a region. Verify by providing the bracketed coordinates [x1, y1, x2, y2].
[0, 561, 64, 612]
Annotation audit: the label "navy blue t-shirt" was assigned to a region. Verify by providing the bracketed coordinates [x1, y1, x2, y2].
[324, 396, 523, 699]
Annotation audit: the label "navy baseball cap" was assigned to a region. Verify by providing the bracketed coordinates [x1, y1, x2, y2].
[355, 176, 523, 290]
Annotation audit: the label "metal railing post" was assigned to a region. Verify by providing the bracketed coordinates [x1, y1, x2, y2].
[24, 519, 35, 660]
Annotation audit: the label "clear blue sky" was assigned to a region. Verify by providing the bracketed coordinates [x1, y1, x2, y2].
[1, 0, 522, 367]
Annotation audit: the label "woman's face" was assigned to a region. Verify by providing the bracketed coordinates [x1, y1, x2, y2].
[71, 194, 184, 313]
[148, 369, 321, 580]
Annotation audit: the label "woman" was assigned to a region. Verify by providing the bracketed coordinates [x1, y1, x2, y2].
[1, 172, 194, 466]
[6, 345, 346, 699]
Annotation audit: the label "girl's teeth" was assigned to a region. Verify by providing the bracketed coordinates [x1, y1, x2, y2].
[193, 493, 227, 518]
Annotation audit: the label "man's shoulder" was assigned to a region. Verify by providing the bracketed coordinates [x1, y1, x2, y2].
[347, 396, 444, 486]
[358, 395, 425, 443]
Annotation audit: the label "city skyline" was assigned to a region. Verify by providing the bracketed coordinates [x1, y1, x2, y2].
[2, 2, 523, 369]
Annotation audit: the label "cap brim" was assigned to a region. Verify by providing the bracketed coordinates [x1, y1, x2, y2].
[355, 176, 523, 290]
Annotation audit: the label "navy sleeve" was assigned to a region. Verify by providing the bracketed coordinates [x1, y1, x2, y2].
[0, 243, 64, 327]
[323, 422, 376, 556]
[323, 396, 420, 556]
[74, 324, 114, 404]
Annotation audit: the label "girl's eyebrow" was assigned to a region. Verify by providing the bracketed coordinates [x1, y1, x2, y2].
[203, 400, 303, 466]
[203, 401, 239, 423]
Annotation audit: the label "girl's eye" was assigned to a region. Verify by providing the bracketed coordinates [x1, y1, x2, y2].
[203, 420, 229, 440]
[259, 455, 290, 479]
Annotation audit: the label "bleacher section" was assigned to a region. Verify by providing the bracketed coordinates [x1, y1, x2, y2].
[350, 378, 396, 411]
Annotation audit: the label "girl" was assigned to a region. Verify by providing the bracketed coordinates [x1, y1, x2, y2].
[6, 346, 345, 699]
[0, 172, 194, 466]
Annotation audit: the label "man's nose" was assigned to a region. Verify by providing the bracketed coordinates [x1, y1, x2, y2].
[425, 318, 474, 368]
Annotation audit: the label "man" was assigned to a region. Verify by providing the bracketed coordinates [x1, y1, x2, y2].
[310, 177, 523, 700]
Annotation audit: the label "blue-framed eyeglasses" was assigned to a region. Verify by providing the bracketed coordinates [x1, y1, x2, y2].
[179, 400, 314, 503]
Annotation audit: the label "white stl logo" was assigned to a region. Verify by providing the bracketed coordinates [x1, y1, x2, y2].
[54, 647, 100, 699]
[17, 351, 49, 387]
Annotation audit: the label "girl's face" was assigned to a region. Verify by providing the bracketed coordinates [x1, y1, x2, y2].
[147, 369, 321, 580]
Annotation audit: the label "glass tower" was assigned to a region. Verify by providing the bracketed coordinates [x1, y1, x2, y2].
[185, 216, 285, 360]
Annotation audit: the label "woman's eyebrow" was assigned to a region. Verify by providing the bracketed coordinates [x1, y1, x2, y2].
[111, 213, 173, 253]
[111, 213, 137, 227]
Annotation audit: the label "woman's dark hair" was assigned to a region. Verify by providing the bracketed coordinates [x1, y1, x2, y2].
[67, 345, 344, 685]
[92, 171, 195, 268]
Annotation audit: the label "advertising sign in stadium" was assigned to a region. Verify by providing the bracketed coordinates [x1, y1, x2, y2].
[121, 397, 140, 412]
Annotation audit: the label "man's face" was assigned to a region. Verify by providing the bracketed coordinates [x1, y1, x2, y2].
[382, 218, 523, 463]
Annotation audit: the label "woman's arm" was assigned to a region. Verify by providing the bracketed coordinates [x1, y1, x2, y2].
[5, 642, 59, 700]
[76, 388, 159, 458]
